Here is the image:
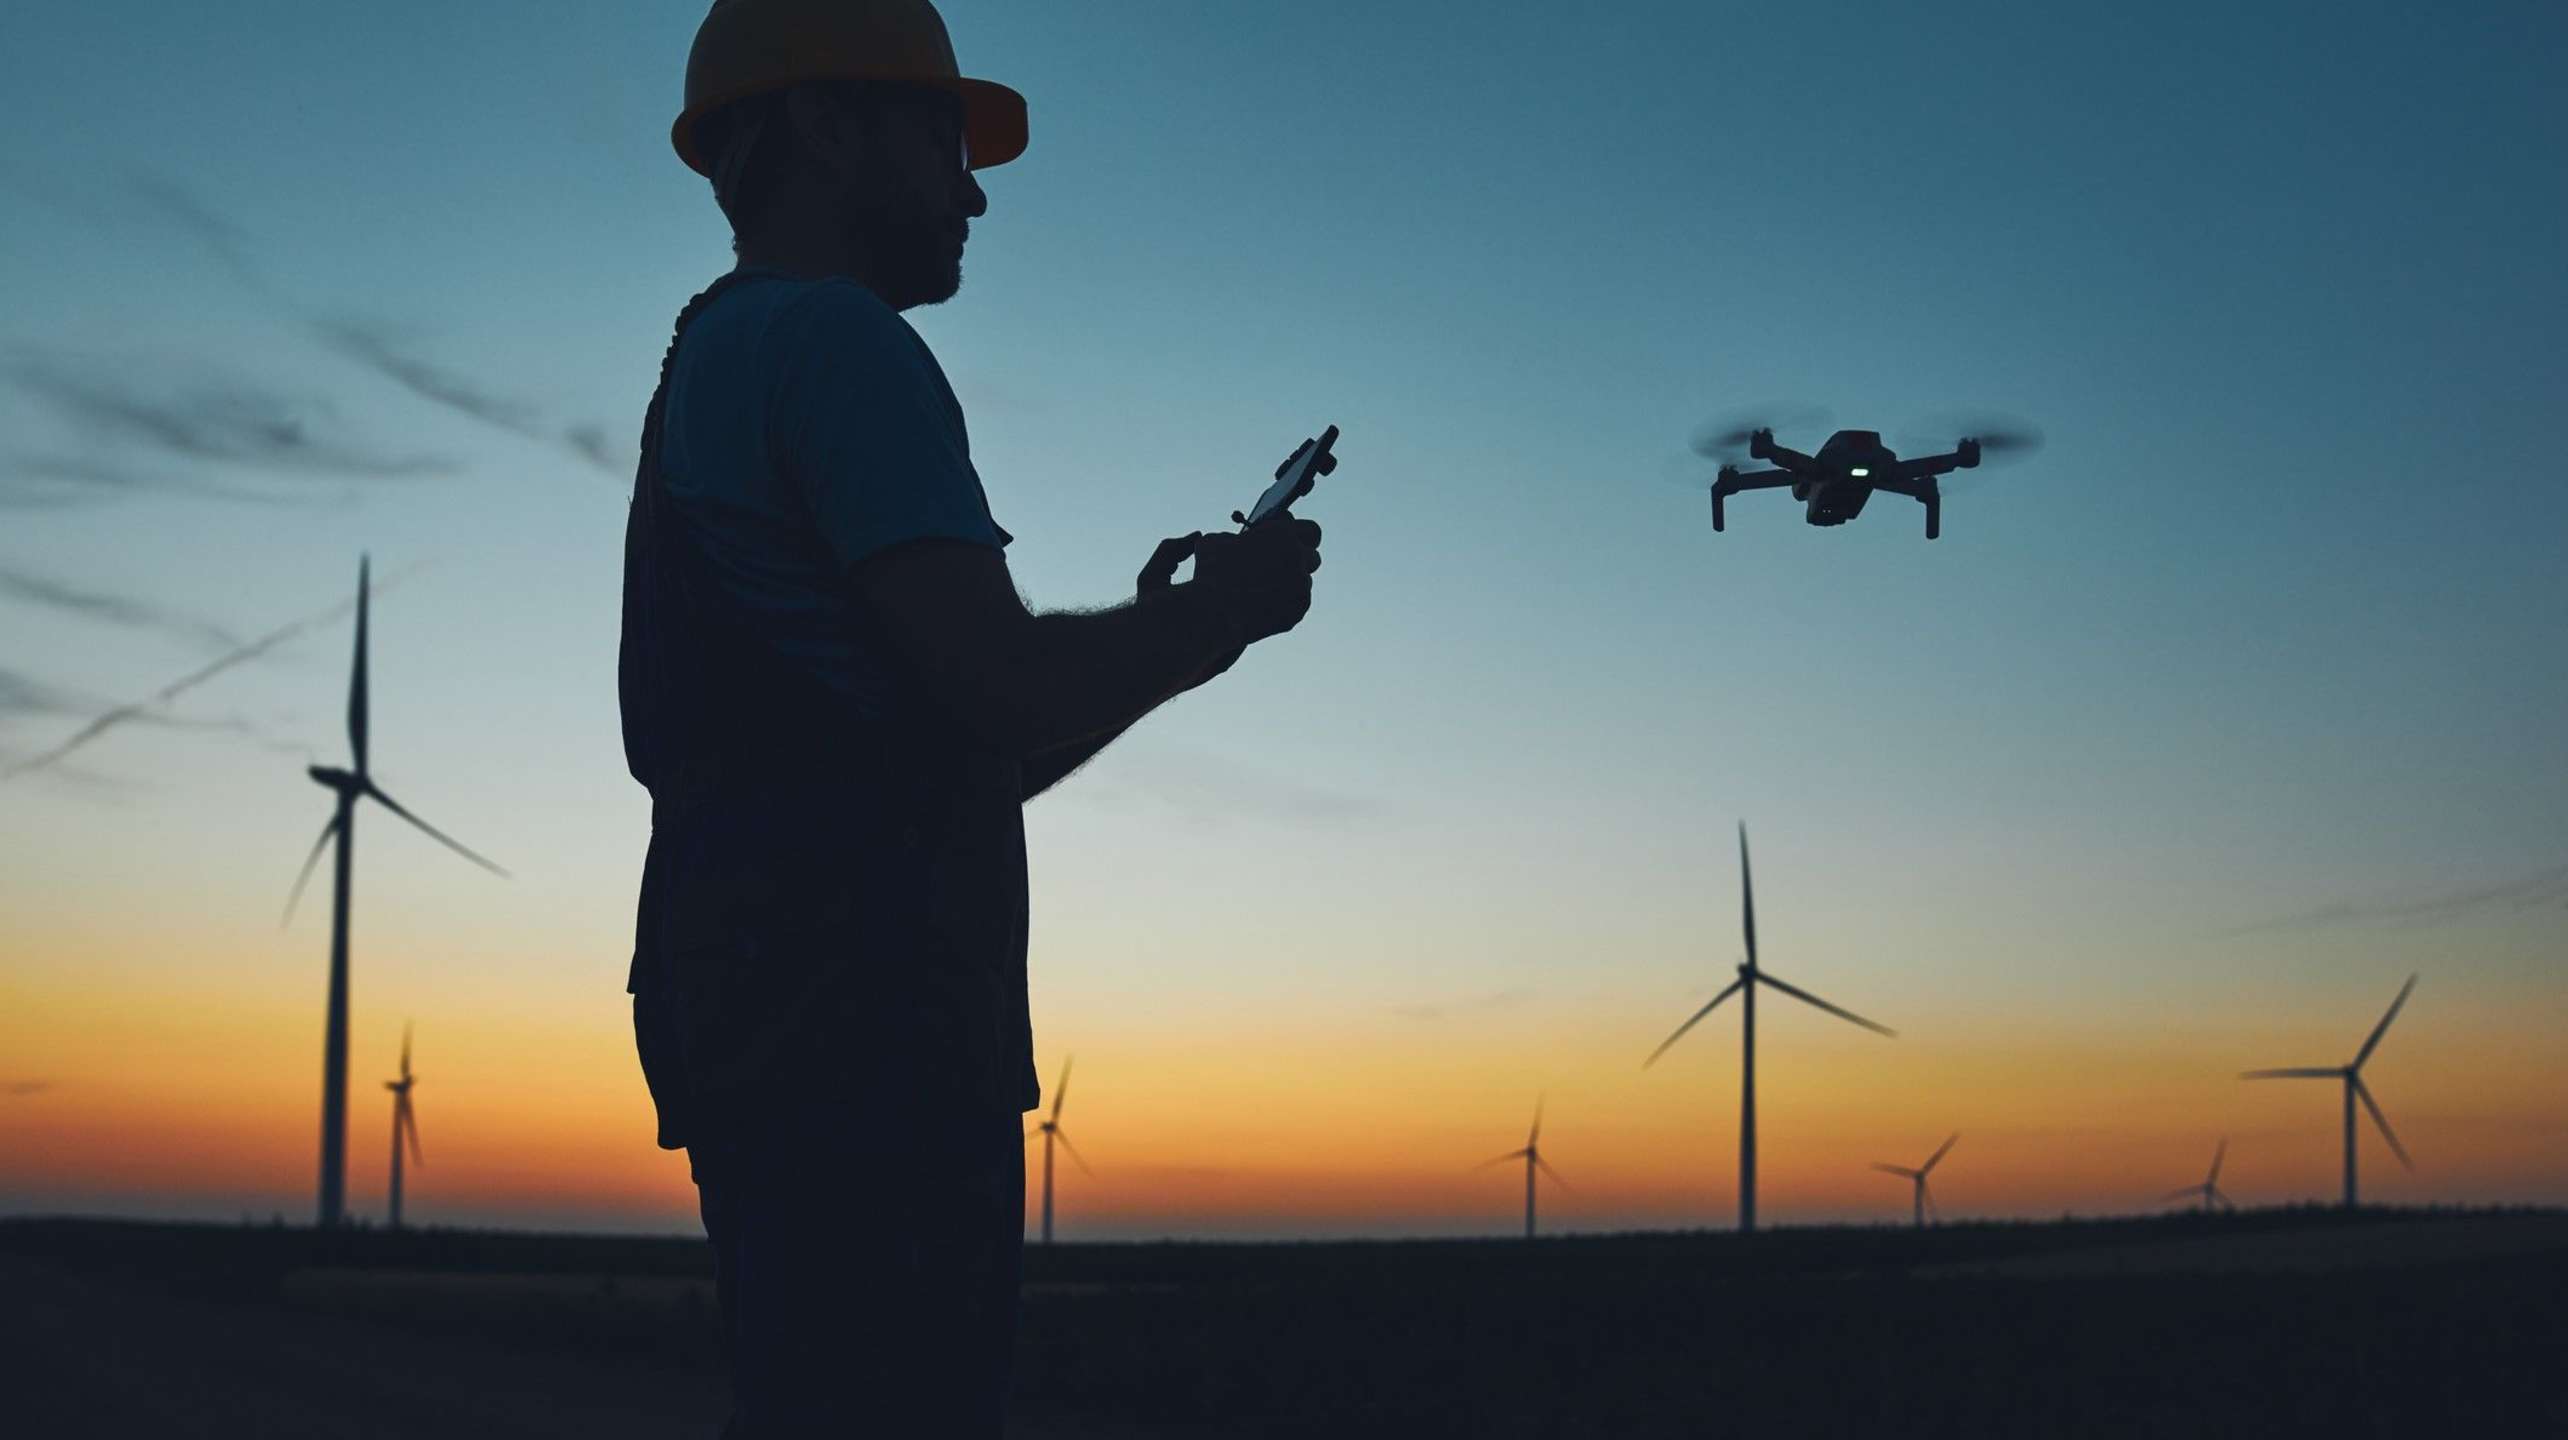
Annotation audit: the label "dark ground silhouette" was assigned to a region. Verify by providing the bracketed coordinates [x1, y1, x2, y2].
[5, 1210, 2561, 1437]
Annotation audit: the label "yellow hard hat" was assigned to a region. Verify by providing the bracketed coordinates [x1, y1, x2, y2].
[674, 0, 1027, 177]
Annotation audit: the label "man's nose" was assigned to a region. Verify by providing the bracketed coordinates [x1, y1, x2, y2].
[960, 170, 987, 220]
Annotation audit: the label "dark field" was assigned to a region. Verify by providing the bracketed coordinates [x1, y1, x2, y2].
[4, 1210, 2562, 1437]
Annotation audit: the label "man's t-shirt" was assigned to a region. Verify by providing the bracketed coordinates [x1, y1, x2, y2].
[631, 268, 1039, 1131]
[658, 267, 1012, 704]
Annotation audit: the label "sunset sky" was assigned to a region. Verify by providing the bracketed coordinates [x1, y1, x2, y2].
[3, 1, 2563, 1240]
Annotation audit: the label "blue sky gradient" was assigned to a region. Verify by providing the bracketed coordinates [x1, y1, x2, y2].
[2, 1, 2563, 1231]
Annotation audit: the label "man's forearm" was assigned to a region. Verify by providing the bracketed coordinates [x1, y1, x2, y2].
[1002, 586, 1237, 754]
[1020, 723, 1127, 801]
[863, 535, 1299, 766]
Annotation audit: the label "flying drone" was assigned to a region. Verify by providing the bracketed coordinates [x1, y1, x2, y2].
[1688, 413, 2041, 539]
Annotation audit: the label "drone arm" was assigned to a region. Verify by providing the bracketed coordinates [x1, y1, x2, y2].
[1707, 469, 1794, 534]
[1760, 444, 1818, 472]
[1713, 469, 1796, 494]
[1899, 452, 1971, 480]
[1868, 471, 1941, 538]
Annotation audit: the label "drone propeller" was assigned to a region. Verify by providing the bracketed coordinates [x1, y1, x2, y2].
[1689, 404, 1832, 464]
[1902, 412, 2046, 464]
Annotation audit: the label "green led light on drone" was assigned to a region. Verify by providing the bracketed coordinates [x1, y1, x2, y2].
[1850, 467, 1870, 478]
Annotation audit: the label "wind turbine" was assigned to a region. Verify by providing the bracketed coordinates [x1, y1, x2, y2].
[2159, 1138, 2234, 1215]
[1476, 1097, 1570, 1240]
[1871, 1132, 1958, 1229]
[286, 555, 504, 1229]
[1029, 1057, 1088, 1245]
[383, 1023, 423, 1230]
[1645, 823, 1895, 1232]
[2240, 974, 2417, 1209]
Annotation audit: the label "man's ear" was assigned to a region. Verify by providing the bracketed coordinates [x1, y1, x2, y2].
[783, 82, 866, 186]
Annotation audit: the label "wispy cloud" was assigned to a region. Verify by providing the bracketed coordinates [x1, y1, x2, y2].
[566, 422, 626, 475]
[0, 666, 83, 719]
[2217, 861, 2568, 937]
[1, 351, 453, 481]
[126, 173, 267, 291]
[0, 564, 243, 651]
[0, 569, 408, 783]
[120, 173, 623, 479]
[312, 319, 546, 436]
[0, 744, 149, 798]
[312, 318, 626, 477]
[3, 1081, 53, 1099]
[1, 664, 306, 766]
[0, 454, 326, 510]
[1390, 987, 1533, 1023]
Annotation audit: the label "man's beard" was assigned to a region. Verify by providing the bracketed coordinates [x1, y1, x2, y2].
[858, 211, 966, 310]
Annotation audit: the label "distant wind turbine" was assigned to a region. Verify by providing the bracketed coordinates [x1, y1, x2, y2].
[286, 555, 504, 1229]
[2159, 1138, 2234, 1215]
[1645, 823, 1895, 1232]
[2240, 974, 2417, 1209]
[1029, 1057, 1088, 1245]
[1871, 1133, 1958, 1229]
[1476, 1097, 1570, 1240]
[384, 1023, 423, 1230]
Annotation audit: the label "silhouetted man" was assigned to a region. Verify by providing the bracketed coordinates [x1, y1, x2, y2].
[621, 2, 1324, 1433]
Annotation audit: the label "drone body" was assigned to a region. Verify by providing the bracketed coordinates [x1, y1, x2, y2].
[1713, 428, 1983, 540]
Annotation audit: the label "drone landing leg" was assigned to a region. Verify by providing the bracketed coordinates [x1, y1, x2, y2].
[1924, 497, 1940, 541]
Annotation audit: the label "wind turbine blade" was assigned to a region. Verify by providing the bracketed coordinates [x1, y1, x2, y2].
[400, 1097, 423, 1165]
[2239, 1067, 2340, 1079]
[2213, 1186, 2235, 1213]
[2208, 1138, 2227, 1185]
[1535, 1155, 1572, 1191]
[2158, 1185, 2202, 1203]
[1054, 1128, 1094, 1176]
[1049, 1056, 1073, 1124]
[1643, 978, 1744, 1068]
[399, 1021, 413, 1078]
[1737, 822, 1757, 971]
[2351, 973, 2418, 1070]
[1475, 1148, 1531, 1170]
[281, 813, 343, 926]
[1871, 1163, 1918, 1178]
[2352, 1076, 2413, 1171]
[1756, 972, 1897, 1038]
[349, 555, 370, 775]
[360, 782, 508, 876]
[1921, 1132, 1959, 1174]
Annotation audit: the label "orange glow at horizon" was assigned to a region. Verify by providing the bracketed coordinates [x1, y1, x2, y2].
[9, 924, 2565, 1238]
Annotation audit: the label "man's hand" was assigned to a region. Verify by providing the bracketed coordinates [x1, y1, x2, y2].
[1135, 519, 1321, 688]
[1191, 516, 1323, 645]
[1137, 534, 1200, 595]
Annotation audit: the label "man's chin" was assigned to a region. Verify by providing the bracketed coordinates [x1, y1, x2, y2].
[888, 257, 965, 311]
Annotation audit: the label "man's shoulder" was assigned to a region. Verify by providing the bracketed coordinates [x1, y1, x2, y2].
[761, 276, 926, 366]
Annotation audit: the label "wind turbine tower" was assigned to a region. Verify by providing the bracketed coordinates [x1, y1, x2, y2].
[2240, 974, 2417, 1209]
[288, 556, 505, 1229]
[384, 1023, 423, 1229]
[1646, 823, 1895, 1232]
[1871, 1133, 1958, 1229]
[1478, 1097, 1570, 1239]
[1030, 1057, 1088, 1245]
